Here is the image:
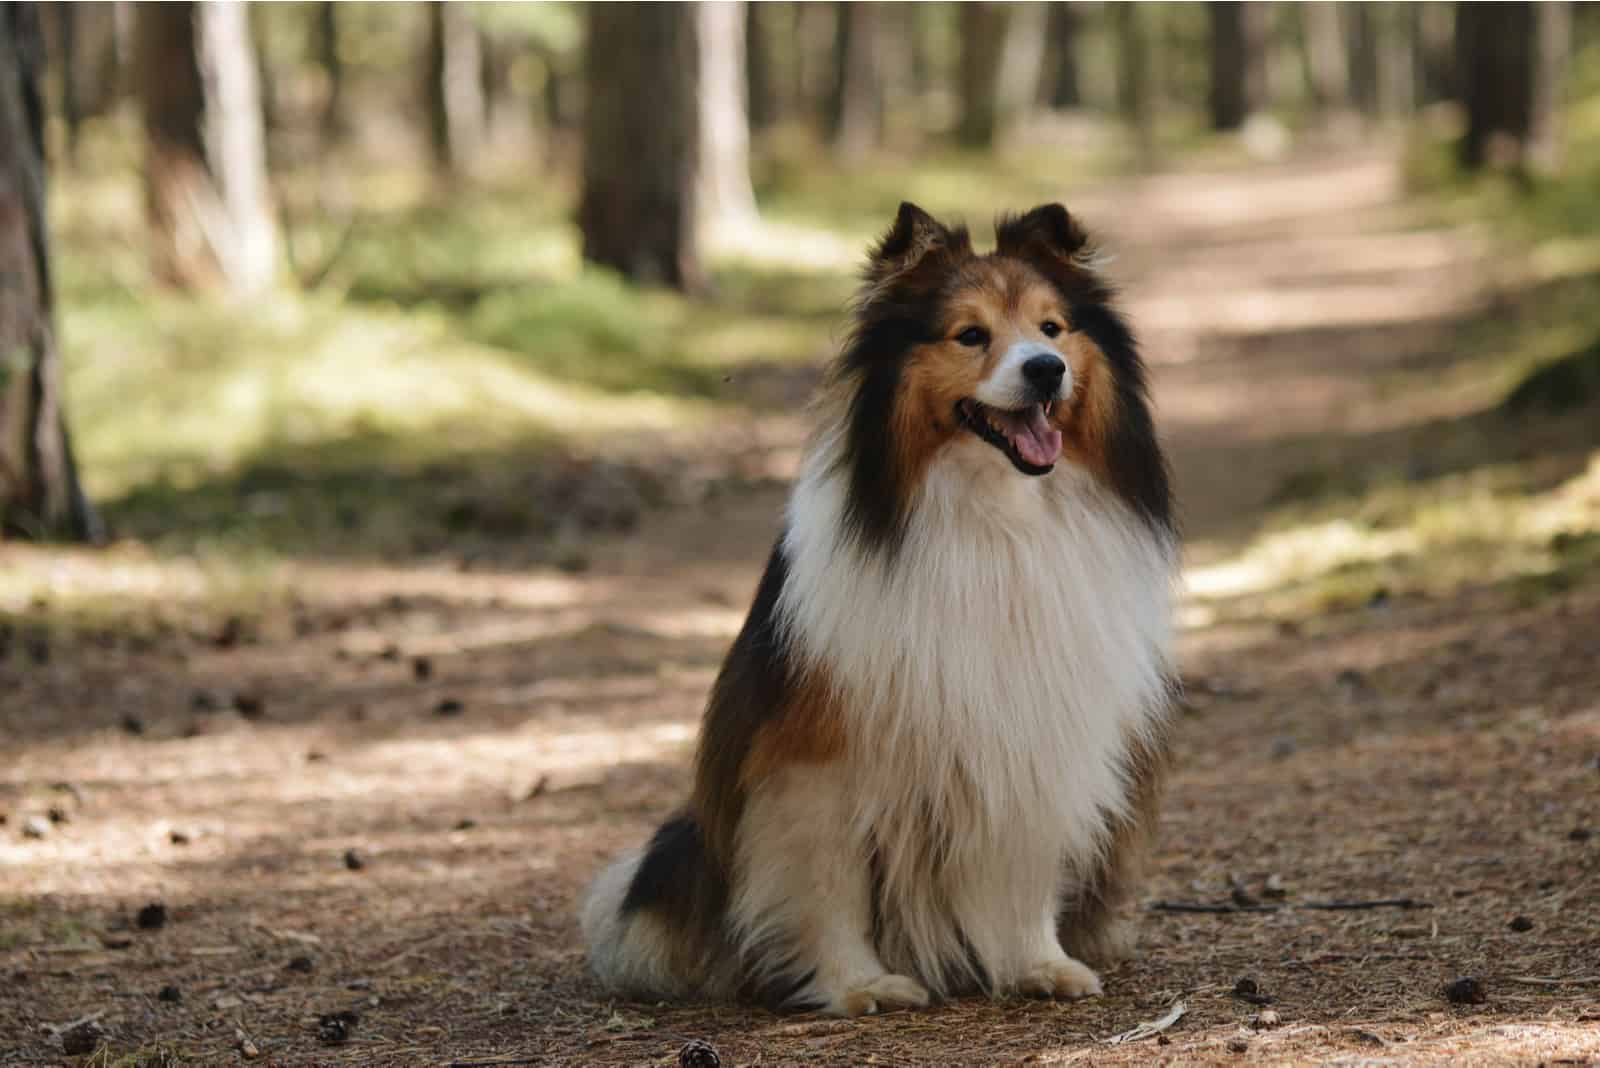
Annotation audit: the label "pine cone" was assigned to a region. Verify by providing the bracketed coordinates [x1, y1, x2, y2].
[678, 1038, 722, 1068]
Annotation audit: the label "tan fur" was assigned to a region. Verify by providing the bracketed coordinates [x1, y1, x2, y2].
[1056, 331, 1121, 488]
[739, 672, 848, 790]
[1058, 719, 1172, 965]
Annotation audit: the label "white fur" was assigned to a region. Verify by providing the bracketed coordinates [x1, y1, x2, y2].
[751, 424, 1176, 1003]
[973, 339, 1073, 410]
[581, 847, 697, 999]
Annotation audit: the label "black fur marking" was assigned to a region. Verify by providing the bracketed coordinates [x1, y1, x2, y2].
[620, 814, 723, 916]
[1069, 301, 1174, 533]
[692, 541, 798, 866]
[835, 301, 944, 556]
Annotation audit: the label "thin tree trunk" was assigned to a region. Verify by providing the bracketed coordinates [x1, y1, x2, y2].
[996, 2, 1048, 125]
[1114, 2, 1156, 170]
[1042, 2, 1081, 108]
[1457, 1, 1567, 172]
[746, 0, 778, 132]
[698, 0, 758, 231]
[1209, 1, 1269, 130]
[314, 0, 345, 142]
[0, 2, 100, 541]
[49, 3, 80, 161]
[1302, 2, 1349, 113]
[424, 0, 484, 174]
[1349, 1, 1378, 117]
[578, 3, 700, 291]
[1414, 1, 1455, 106]
[829, 1, 881, 160]
[957, 3, 1011, 146]
[136, 2, 277, 295]
[1529, 1, 1570, 172]
[1376, 3, 1414, 117]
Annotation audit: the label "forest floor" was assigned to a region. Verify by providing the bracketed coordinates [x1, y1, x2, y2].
[4, 145, 1600, 1066]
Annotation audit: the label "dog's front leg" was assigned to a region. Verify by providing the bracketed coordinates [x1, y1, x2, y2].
[730, 762, 930, 1016]
[1016, 900, 1103, 1000]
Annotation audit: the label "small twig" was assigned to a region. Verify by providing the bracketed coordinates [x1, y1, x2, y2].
[1300, 898, 1433, 911]
[1150, 898, 1432, 915]
[1104, 999, 1186, 1045]
[43, 1009, 107, 1035]
[1506, 975, 1600, 986]
[446, 1059, 545, 1067]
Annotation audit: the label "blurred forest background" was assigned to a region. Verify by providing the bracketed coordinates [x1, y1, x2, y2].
[3, 3, 1599, 1065]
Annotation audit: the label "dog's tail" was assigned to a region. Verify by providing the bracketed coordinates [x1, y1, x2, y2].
[581, 815, 736, 1001]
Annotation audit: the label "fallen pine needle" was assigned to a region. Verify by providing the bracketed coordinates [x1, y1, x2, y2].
[1506, 975, 1600, 986]
[1104, 1000, 1186, 1045]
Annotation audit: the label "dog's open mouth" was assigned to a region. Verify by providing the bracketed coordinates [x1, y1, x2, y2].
[954, 399, 1063, 475]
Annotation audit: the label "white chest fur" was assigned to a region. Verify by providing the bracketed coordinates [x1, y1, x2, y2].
[776, 437, 1176, 990]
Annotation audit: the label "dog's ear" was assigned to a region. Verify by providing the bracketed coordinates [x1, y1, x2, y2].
[865, 201, 971, 288]
[995, 203, 1093, 266]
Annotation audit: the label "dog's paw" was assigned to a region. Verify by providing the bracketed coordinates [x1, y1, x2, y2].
[1017, 956, 1103, 1000]
[824, 973, 931, 1017]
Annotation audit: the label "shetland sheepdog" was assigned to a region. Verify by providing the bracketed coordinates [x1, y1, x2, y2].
[582, 202, 1177, 1016]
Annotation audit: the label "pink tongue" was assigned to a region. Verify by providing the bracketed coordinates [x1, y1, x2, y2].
[1003, 406, 1063, 468]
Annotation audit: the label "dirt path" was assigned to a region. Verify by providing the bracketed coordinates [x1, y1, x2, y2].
[4, 150, 1598, 1067]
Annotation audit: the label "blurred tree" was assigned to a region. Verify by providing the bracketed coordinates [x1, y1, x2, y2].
[1414, 2, 1456, 107]
[958, 2, 1010, 146]
[1041, 2, 1081, 109]
[314, 1, 346, 142]
[958, 2, 1046, 147]
[136, 2, 277, 295]
[1114, 2, 1156, 169]
[746, 0, 777, 132]
[43, 3, 124, 163]
[1457, 1, 1570, 172]
[1300, 2, 1350, 114]
[828, 1, 882, 160]
[0, 3, 100, 541]
[47, 2, 78, 161]
[579, 3, 701, 291]
[1208, 1, 1269, 130]
[698, 1, 758, 230]
[424, 0, 484, 174]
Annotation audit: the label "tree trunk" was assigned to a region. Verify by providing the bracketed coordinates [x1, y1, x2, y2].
[698, 0, 758, 231]
[957, 3, 1011, 146]
[1301, 2, 1349, 112]
[136, 2, 276, 295]
[1414, 1, 1455, 106]
[424, 0, 484, 174]
[1114, 2, 1156, 170]
[0, 3, 100, 541]
[829, 1, 882, 160]
[47, 3, 80, 161]
[314, 0, 345, 142]
[745, 0, 778, 132]
[1377, 2, 1414, 118]
[1209, 1, 1269, 130]
[578, 3, 700, 291]
[1042, 2, 1081, 108]
[1349, 2, 1379, 116]
[1457, 2, 1569, 172]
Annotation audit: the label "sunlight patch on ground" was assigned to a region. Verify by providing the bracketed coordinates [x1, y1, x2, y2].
[1184, 453, 1600, 622]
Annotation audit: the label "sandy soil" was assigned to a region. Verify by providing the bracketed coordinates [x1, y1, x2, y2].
[3, 149, 1598, 1067]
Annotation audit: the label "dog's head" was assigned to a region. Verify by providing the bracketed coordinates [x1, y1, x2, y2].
[831, 202, 1171, 550]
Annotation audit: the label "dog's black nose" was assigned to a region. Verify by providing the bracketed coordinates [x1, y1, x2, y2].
[1022, 354, 1066, 396]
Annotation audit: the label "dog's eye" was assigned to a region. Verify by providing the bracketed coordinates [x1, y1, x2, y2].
[955, 327, 988, 347]
[1040, 320, 1063, 338]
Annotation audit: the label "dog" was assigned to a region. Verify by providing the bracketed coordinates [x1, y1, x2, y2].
[582, 202, 1177, 1016]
